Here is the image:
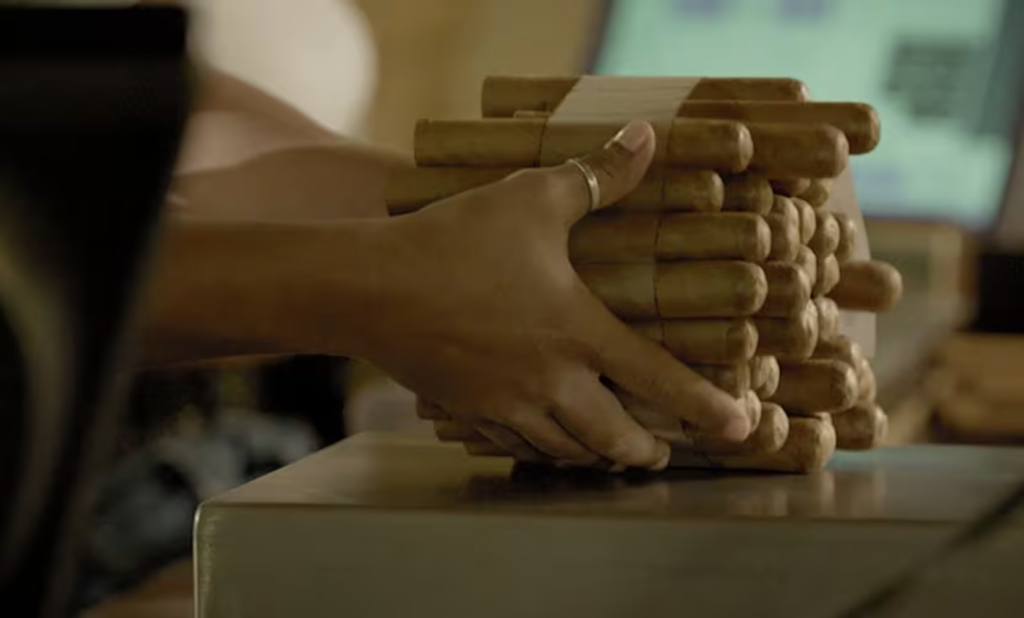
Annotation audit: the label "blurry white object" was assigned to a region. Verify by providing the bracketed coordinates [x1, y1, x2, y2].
[191, 0, 378, 136]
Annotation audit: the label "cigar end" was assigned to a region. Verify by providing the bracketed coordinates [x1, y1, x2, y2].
[758, 402, 790, 454]
[788, 416, 838, 472]
[725, 319, 760, 364]
[834, 403, 888, 451]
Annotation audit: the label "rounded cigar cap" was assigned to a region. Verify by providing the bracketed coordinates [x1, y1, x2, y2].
[774, 359, 860, 415]
[761, 262, 812, 318]
[829, 260, 904, 312]
[814, 297, 841, 341]
[796, 246, 818, 288]
[833, 212, 858, 262]
[814, 334, 865, 370]
[750, 355, 781, 400]
[770, 178, 811, 197]
[814, 254, 841, 297]
[792, 197, 818, 244]
[834, 403, 888, 451]
[656, 261, 768, 318]
[799, 178, 833, 208]
[809, 210, 841, 257]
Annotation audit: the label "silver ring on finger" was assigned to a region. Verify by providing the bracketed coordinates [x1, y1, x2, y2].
[566, 157, 601, 214]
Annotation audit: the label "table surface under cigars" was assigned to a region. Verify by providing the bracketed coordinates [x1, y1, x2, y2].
[208, 433, 1024, 524]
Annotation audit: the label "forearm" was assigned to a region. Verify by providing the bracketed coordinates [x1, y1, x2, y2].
[136, 214, 391, 366]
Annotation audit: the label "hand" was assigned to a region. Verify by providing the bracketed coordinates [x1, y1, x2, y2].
[356, 121, 751, 470]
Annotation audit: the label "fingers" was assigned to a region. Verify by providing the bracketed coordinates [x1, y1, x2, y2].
[475, 421, 549, 463]
[507, 120, 657, 226]
[550, 369, 671, 471]
[595, 316, 752, 443]
[505, 409, 603, 466]
[415, 397, 451, 421]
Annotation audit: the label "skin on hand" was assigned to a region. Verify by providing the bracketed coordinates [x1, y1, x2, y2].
[353, 121, 751, 471]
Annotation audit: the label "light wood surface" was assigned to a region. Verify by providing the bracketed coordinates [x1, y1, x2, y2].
[195, 434, 1024, 618]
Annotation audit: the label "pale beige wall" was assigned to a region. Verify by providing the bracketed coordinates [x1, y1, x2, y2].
[352, 0, 603, 150]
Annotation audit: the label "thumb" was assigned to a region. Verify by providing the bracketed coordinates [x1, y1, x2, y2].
[534, 120, 657, 226]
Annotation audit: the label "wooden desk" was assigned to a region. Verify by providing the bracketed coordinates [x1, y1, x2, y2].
[194, 434, 1024, 618]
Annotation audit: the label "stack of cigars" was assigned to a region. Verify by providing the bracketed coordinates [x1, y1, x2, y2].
[387, 76, 904, 474]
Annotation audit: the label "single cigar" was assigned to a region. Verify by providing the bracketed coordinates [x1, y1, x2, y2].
[856, 356, 878, 403]
[657, 262, 769, 318]
[480, 76, 812, 118]
[747, 123, 850, 178]
[676, 100, 880, 154]
[656, 213, 771, 263]
[386, 167, 725, 214]
[800, 178, 833, 208]
[813, 334, 865, 370]
[569, 214, 659, 263]
[791, 197, 817, 244]
[772, 359, 860, 415]
[413, 118, 754, 172]
[770, 178, 811, 197]
[669, 416, 836, 473]
[833, 212, 858, 262]
[643, 319, 759, 365]
[722, 175, 774, 214]
[750, 355, 781, 400]
[692, 363, 751, 397]
[687, 400, 788, 456]
[766, 196, 801, 262]
[796, 245, 818, 288]
[833, 403, 888, 451]
[815, 297, 841, 341]
[828, 260, 904, 312]
[759, 262, 811, 318]
[814, 254, 841, 297]
[754, 301, 819, 361]
[808, 210, 841, 256]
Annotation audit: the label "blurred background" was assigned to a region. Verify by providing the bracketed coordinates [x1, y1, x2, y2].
[10, 0, 1024, 614]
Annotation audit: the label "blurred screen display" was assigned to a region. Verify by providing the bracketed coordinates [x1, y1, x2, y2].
[595, 0, 1019, 229]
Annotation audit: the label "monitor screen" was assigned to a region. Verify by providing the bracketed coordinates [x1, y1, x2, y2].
[594, 0, 1024, 230]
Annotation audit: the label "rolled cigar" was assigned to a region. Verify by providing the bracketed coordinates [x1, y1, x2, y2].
[687, 401, 789, 456]
[480, 76, 812, 118]
[414, 118, 754, 172]
[747, 123, 850, 178]
[833, 403, 888, 451]
[814, 254, 841, 297]
[722, 175, 774, 214]
[772, 359, 860, 415]
[386, 167, 725, 214]
[676, 101, 880, 154]
[759, 262, 811, 318]
[814, 297, 841, 341]
[828, 260, 904, 312]
[856, 356, 877, 403]
[791, 197, 817, 244]
[656, 213, 771, 262]
[644, 319, 759, 365]
[795, 245, 818, 288]
[813, 334, 865, 370]
[669, 416, 836, 473]
[754, 301, 819, 361]
[800, 178, 832, 208]
[569, 214, 659, 264]
[770, 178, 811, 197]
[766, 196, 801, 262]
[750, 355, 781, 399]
[808, 210, 841, 256]
[833, 212, 858, 262]
[692, 363, 751, 397]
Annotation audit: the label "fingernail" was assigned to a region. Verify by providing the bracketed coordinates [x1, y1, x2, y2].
[722, 415, 752, 443]
[648, 441, 672, 472]
[608, 120, 652, 153]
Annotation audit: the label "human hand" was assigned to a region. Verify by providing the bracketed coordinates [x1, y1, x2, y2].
[355, 121, 751, 470]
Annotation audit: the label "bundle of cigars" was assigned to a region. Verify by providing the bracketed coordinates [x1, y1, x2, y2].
[387, 75, 904, 474]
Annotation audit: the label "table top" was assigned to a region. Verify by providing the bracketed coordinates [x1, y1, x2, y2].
[209, 433, 1024, 526]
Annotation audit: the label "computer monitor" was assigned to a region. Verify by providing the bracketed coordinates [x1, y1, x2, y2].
[591, 0, 1024, 232]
